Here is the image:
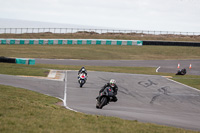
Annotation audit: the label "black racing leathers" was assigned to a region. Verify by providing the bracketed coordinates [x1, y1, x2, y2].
[98, 83, 118, 102]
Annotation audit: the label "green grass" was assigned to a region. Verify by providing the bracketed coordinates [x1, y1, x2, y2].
[0, 45, 200, 60]
[1, 85, 199, 133]
[0, 63, 49, 77]
[172, 76, 200, 90]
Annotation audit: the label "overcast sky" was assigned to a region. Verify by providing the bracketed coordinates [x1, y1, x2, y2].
[0, 0, 200, 32]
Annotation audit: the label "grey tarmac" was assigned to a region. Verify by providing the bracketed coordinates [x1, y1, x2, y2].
[1, 70, 200, 131]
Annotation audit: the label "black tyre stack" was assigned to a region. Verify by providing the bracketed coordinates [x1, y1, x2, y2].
[0, 56, 16, 63]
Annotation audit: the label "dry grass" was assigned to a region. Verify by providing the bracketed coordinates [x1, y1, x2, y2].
[1, 32, 200, 42]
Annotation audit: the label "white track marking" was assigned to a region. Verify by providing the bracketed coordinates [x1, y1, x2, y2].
[63, 71, 78, 112]
[156, 66, 161, 72]
[165, 77, 200, 92]
[63, 71, 67, 107]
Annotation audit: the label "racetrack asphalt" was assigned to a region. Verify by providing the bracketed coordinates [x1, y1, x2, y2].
[67, 71, 200, 131]
[1, 70, 200, 131]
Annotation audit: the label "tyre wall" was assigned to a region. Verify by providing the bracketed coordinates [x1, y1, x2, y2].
[0, 57, 16, 63]
[0, 57, 35, 65]
[143, 41, 200, 47]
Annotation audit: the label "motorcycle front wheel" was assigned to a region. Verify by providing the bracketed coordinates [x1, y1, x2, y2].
[80, 83, 83, 87]
[79, 80, 84, 88]
[99, 97, 108, 109]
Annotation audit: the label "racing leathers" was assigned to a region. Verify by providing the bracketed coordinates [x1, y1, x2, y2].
[78, 67, 87, 76]
[78, 67, 87, 81]
[97, 83, 118, 102]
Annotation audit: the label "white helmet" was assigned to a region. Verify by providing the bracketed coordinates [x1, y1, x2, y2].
[110, 79, 116, 87]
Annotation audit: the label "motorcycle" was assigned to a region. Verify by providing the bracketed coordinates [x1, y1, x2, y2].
[96, 87, 115, 109]
[78, 73, 87, 87]
[176, 68, 187, 75]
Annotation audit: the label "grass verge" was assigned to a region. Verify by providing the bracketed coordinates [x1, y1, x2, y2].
[0, 45, 200, 60]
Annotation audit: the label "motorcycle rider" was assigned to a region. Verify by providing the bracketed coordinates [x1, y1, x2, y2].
[78, 66, 88, 80]
[78, 66, 87, 76]
[176, 68, 186, 75]
[97, 79, 118, 102]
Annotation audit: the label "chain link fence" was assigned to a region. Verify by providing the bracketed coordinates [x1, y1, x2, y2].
[0, 28, 200, 36]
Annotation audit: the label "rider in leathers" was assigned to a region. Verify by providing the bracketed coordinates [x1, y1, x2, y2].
[78, 67, 88, 81]
[97, 79, 118, 102]
[78, 66, 87, 76]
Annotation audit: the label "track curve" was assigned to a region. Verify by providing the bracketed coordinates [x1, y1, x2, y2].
[67, 71, 200, 131]
[1, 70, 200, 131]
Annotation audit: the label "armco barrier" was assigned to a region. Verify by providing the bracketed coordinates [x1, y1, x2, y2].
[0, 39, 143, 46]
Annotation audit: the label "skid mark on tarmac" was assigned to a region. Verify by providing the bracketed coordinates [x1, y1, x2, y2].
[150, 86, 171, 104]
[138, 79, 158, 88]
[118, 85, 144, 98]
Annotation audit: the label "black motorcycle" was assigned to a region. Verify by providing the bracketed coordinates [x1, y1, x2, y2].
[96, 87, 114, 109]
[176, 68, 187, 75]
[78, 73, 87, 87]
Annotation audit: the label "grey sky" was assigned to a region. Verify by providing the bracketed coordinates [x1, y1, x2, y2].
[0, 0, 200, 32]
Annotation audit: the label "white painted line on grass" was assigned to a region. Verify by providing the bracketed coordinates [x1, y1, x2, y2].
[156, 66, 161, 73]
